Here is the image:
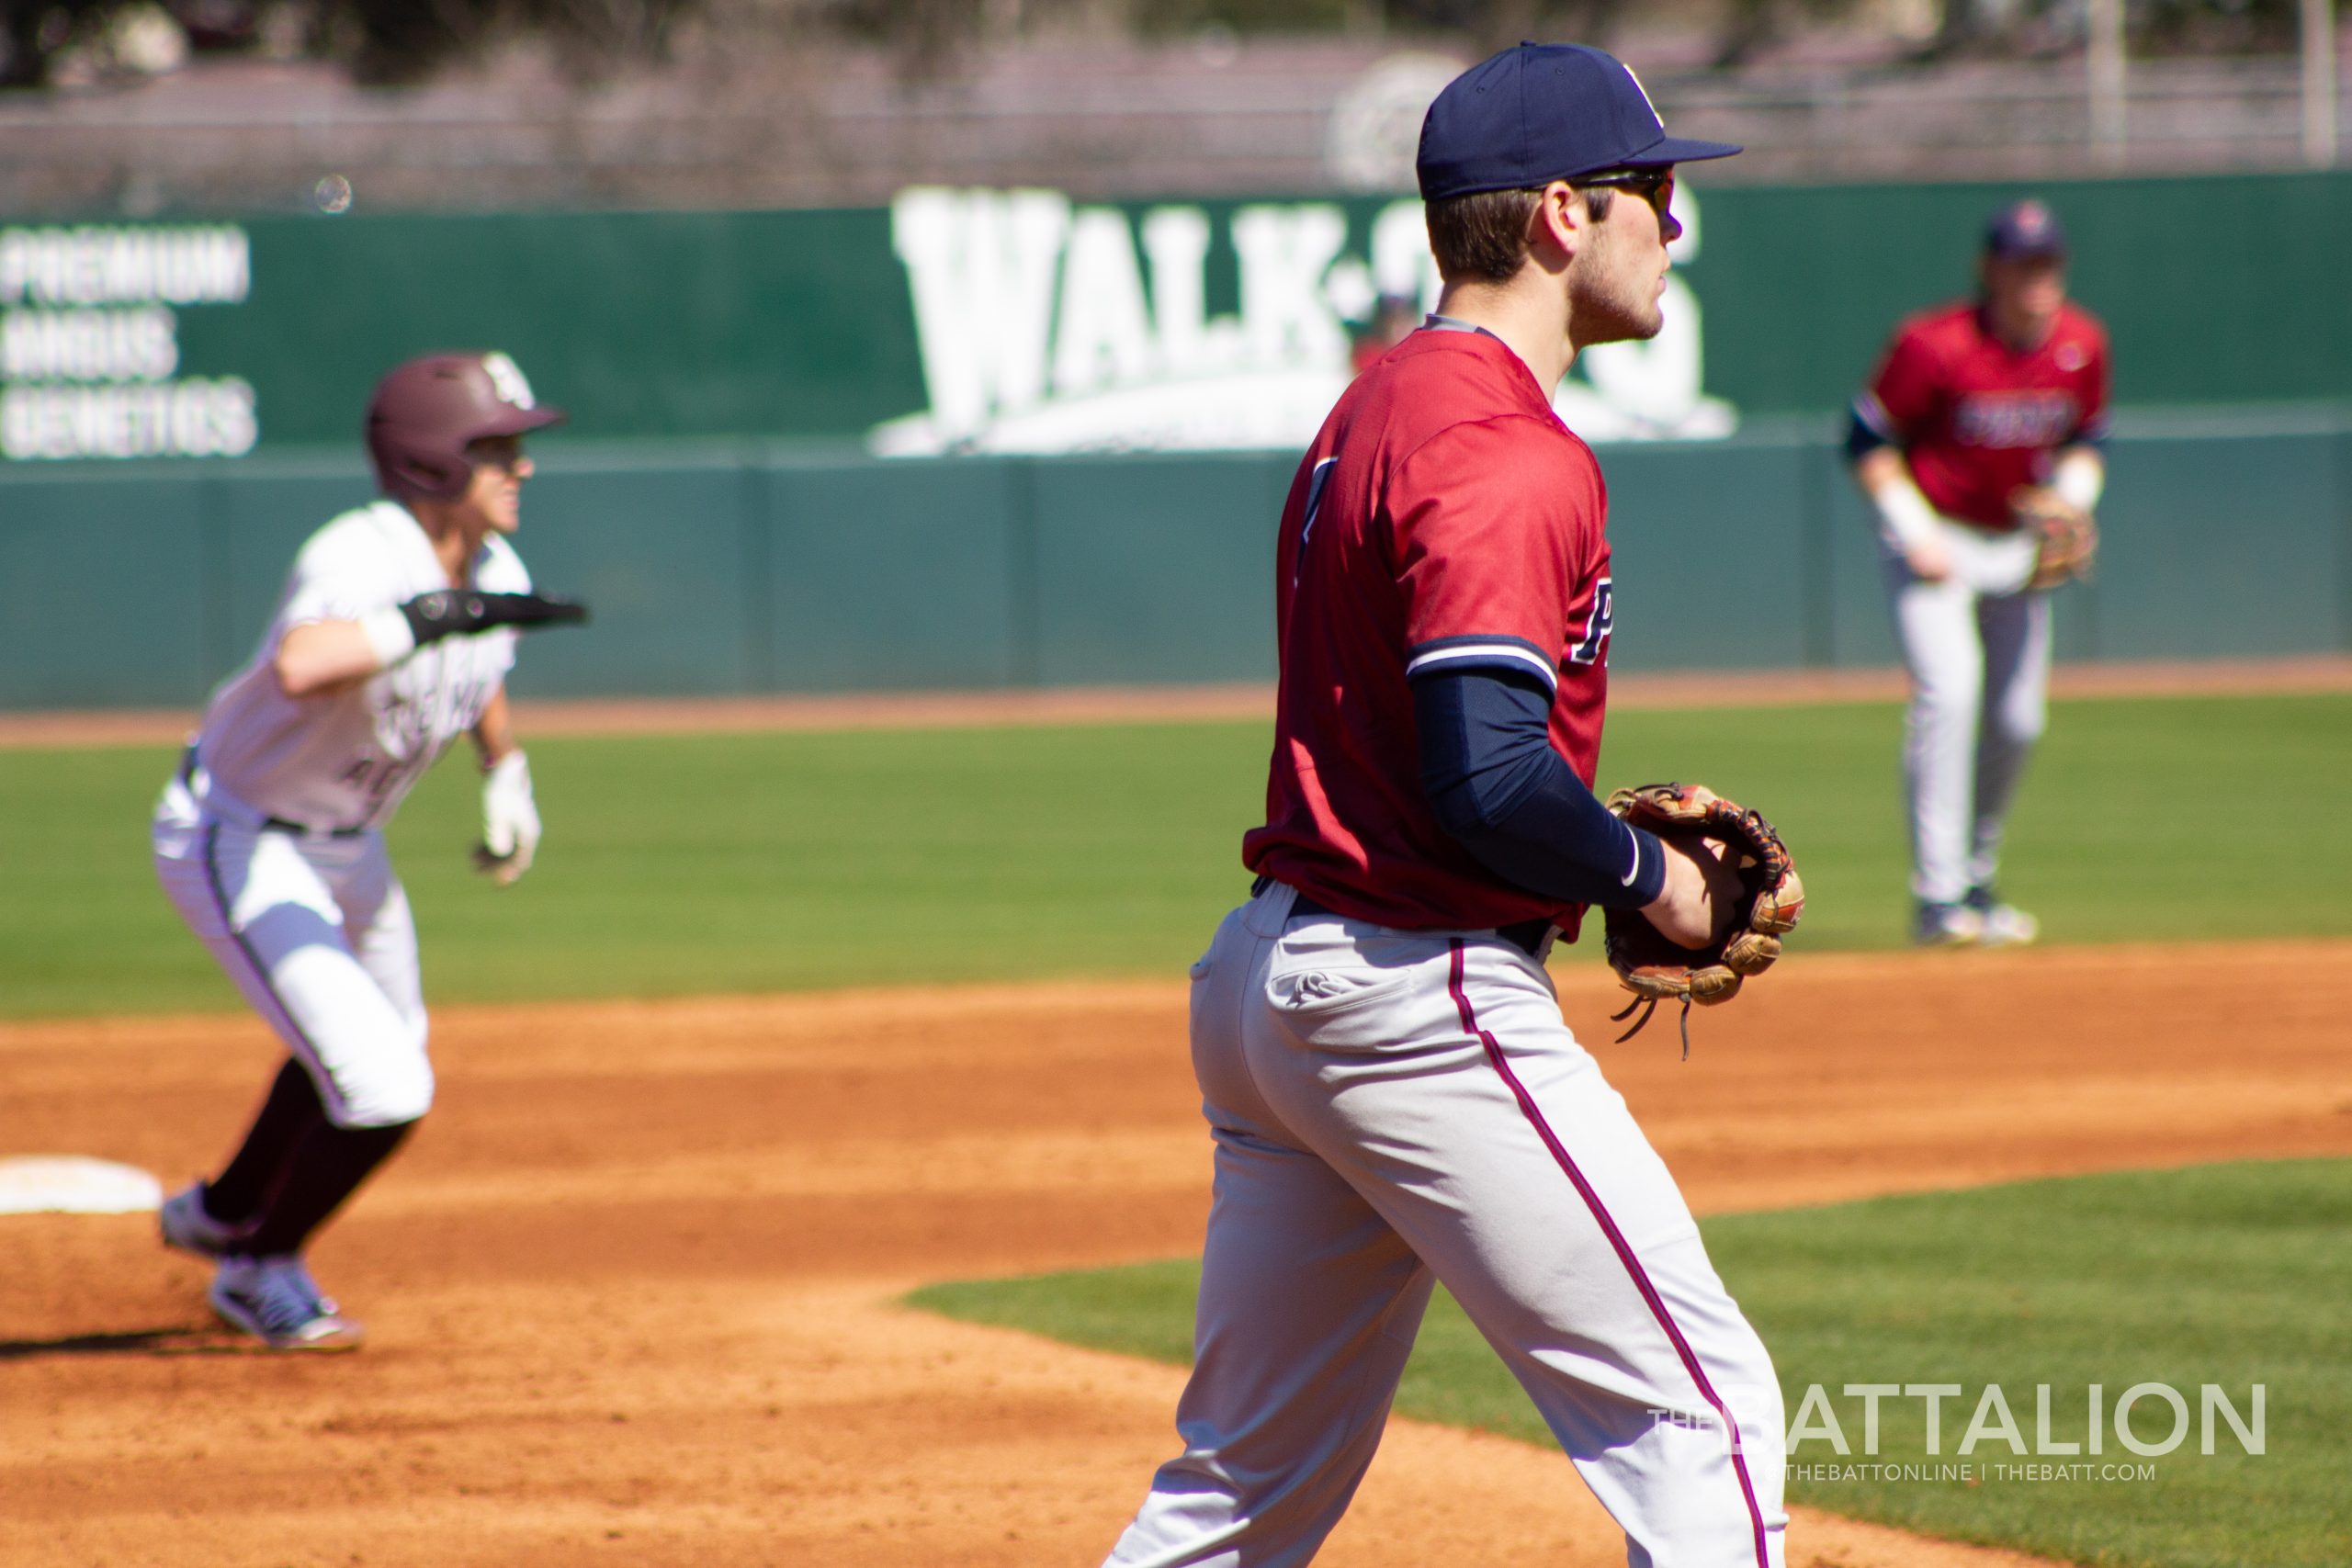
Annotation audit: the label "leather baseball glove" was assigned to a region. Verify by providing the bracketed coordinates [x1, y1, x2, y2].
[2012, 486, 2098, 592]
[1600, 783, 1804, 1055]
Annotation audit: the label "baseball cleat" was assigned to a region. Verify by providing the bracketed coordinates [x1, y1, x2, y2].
[1965, 888, 2040, 947]
[159, 1183, 250, 1261]
[1913, 900, 1984, 947]
[209, 1255, 364, 1352]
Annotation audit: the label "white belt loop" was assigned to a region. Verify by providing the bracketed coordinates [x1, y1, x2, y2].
[1244, 879, 1301, 938]
[181, 751, 268, 833]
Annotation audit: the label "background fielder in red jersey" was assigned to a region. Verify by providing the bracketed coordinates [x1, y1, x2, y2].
[1100, 44, 1792, 1568]
[1849, 198, 2110, 947]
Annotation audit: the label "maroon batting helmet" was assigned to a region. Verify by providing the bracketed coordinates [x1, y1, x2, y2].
[365, 352, 565, 502]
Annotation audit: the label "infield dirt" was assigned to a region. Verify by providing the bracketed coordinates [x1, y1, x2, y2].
[6, 942, 2349, 1567]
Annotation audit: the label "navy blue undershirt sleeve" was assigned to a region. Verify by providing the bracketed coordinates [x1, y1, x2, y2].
[1844, 401, 1897, 462]
[1411, 664, 1668, 910]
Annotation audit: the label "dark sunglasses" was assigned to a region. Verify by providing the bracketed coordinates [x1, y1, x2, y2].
[466, 436, 530, 472]
[1577, 169, 1676, 220]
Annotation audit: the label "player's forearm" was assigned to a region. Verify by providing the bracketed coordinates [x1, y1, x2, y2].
[1852, 446, 1907, 493]
[1853, 447, 1941, 553]
[1413, 668, 1667, 908]
[470, 686, 517, 766]
[273, 620, 386, 698]
[278, 591, 589, 700]
[275, 605, 439, 700]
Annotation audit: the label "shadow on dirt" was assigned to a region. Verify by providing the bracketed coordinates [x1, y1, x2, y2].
[0, 1325, 251, 1360]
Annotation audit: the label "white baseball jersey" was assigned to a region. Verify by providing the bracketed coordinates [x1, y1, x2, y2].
[192, 500, 529, 833]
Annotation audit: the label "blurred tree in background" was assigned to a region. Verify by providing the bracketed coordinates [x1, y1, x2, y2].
[0, 0, 701, 85]
[0, 0, 2334, 87]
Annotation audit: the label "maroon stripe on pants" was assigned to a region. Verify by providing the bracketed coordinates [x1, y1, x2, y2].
[1446, 940, 1770, 1568]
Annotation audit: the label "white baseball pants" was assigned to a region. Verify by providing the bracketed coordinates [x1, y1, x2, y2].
[1883, 521, 2052, 906]
[1104, 884, 1787, 1568]
[153, 774, 434, 1129]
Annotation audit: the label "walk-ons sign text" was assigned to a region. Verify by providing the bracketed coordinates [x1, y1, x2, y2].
[876, 186, 1734, 457]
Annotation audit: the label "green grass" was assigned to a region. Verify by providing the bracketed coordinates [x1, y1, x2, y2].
[3, 691, 2346, 1017]
[910, 1160, 2352, 1568]
[0, 722, 1268, 1016]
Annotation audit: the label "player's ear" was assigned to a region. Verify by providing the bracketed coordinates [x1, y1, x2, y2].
[1527, 181, 1583, 267]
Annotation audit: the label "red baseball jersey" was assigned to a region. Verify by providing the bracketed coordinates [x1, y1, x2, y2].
[1242, 328, 1616, 937]
[1856, 300, 2110, 528]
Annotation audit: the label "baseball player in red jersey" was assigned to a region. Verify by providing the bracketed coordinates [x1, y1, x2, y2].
[1101, 45, 1788, 1568]
[152, 353, 587, 1349]
[1849, 200, 2109, 946]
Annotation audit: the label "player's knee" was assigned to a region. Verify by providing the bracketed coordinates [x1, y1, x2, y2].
[1905, 658, 1981, 713]
[1905, 685, 1979, 737]
[326, 1048, 435, 1127]
[1725, 1380, 1788, 1475]
[1991, 700, 2047, 748]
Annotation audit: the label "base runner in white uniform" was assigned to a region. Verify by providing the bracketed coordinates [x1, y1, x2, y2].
[1102, 47, 1788, 1568]
[153, 352, 587, 1351]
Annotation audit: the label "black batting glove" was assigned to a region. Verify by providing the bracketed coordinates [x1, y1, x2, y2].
[399, 590, 591, 648]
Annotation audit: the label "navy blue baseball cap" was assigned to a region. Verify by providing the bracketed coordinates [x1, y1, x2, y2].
[1984, 198, 2068, 259]
[1417, 43, 1741, 201]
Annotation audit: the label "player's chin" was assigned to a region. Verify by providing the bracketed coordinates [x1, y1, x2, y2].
[1591, 308, 1666, 346]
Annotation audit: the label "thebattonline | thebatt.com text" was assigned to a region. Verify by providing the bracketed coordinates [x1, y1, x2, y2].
[1646, 1382, 2266, 1459]
[1787, 1461, 2162, 1483]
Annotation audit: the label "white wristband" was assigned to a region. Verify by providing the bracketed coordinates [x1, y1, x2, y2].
[1869, 475, 1942, 553]
[2052, 449, 2104, 512]
[357, 606, 417, 667]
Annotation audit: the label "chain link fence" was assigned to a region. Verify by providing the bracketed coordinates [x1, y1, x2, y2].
[0, 37, 2343, 215]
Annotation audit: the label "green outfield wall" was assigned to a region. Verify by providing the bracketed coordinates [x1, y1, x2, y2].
[3, 412, 2345, 711]
[7, 169, 2348, 708]
[4, 171, 2347, 464]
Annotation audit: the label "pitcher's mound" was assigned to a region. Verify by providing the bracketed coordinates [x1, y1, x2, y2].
[0, 1156, 162, 1216]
